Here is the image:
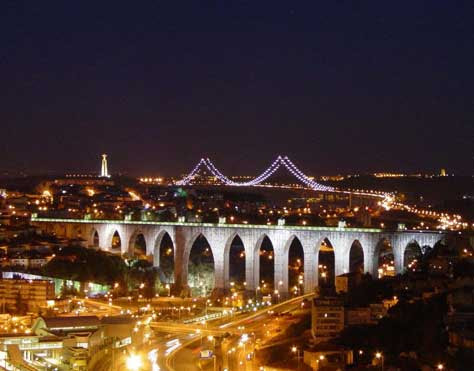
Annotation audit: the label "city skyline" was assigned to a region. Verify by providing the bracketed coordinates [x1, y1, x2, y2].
[1, 2, 473, 175]
[1, 3, 473, 370]
[3, 152, 468, 178]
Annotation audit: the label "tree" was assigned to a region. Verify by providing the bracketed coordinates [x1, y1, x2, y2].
[336, 294, 449, 367]
[188, 260, 214, 296]
[60, 282, 79, 298]
[43, 245, 128, 285]
[453, 258, 474, 278]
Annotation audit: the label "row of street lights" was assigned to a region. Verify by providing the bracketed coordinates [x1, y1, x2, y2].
[289, 348, 445, 371]
[374, 352, 444, 371]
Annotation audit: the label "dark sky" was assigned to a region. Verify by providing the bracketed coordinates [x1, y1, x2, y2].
[1, 2, 473, 176]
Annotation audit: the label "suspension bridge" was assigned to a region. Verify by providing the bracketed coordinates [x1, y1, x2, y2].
[175, 155, 335, 191]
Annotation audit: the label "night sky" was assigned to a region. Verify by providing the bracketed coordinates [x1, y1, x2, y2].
[1, 2, 473, 176]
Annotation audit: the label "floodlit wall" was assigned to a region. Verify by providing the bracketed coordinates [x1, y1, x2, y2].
[32, 217, 445, 295]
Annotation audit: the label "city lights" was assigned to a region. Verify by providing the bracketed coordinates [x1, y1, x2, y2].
[126, 353, 143, 371]
[1, 4, 472, 371]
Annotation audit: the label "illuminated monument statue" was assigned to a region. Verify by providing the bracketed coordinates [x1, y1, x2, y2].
[100, 154, 110, 178]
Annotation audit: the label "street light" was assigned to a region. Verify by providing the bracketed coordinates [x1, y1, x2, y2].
[437, 364, 444, 370]
[291, 346, 302, 370]
[274, 289, 280, 303]
[239, 333, 249, 359]
[126, 354, 142, 371]
[208, 335, 215, 348]
[196, 329, 202, 345]
[375, 352, 384, 371]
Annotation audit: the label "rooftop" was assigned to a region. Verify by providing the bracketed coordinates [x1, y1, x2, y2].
[40, 316, 100, 330]
[101, 316, 135, 325]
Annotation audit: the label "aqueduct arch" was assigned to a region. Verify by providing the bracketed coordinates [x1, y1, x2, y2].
[32, 218, 448, 296]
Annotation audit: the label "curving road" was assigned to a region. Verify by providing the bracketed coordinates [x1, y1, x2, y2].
[163, 294, 314, 371]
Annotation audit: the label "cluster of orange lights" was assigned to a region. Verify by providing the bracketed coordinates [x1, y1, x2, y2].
[139, 177, 164, 183]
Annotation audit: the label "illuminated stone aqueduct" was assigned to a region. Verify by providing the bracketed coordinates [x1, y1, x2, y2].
[34, 218, 445, 295]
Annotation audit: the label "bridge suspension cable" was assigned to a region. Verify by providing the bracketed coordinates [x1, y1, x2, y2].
[176, 156, 334, 191]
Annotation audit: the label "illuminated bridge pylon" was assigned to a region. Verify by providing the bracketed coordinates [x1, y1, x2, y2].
[176, 155, 334, 191]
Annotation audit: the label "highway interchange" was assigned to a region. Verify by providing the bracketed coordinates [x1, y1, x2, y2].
[153, 294, 312, 371]
[80, 293, 312, 370]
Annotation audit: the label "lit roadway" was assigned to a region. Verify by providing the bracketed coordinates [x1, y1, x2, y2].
[159, 294, 314, 371]
[70, 297, 123, 317]
[75, 294, 313, 370]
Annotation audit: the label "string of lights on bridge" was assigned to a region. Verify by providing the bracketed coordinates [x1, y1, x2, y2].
[175, 155, 334, 191]
[168, 156, 469, 231]
[34, 154, 466, 232]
